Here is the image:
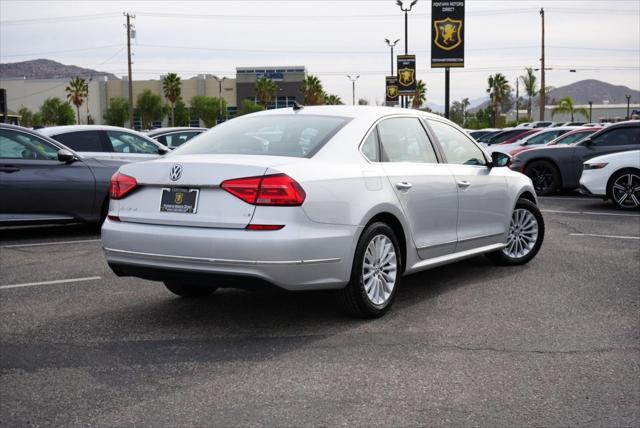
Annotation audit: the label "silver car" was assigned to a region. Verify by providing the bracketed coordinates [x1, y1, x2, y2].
[40, 125, 169, 162]
[103, 106, 544, 318]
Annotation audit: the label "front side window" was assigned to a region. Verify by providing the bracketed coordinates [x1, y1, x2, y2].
[107, 131, 160, 154]
[553, 130, 595, 145]
[525, 130, 566, 146]
[0, 130, 59, 160]
[53, 131, 104, 152]
[377, 117, 438, 163]
[174, 115, 350, 158]
[428, 120, 487, 166]
[591, 127, 640, 146]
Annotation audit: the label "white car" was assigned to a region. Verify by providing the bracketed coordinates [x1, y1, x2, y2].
[40, 125, 170, 162]
[580, 150, 640, 210]
[102, 106, 544, 318]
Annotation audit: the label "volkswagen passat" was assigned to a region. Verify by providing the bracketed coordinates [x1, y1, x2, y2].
[103, 106, 544, 318]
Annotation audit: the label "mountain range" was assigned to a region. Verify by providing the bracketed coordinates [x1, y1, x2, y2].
[0, 59, 119, 80]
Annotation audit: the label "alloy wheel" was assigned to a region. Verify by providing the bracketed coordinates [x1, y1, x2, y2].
[612, 173, 640, 209]
[529, 165, 554, 193]
[362, 234, 397, 306]
[503, 208, 539, 259]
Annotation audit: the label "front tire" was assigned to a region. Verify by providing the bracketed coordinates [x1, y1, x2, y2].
[163, 281, 217, 298]
[339, 222, 402, 318]
[486, 198, 545, 266]
[608, 168, 640, 211]
[524, 160, 561, 195]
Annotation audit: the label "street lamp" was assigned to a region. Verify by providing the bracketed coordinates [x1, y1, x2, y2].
[396, 0, 417, 108]
[384, 38, 400, 75]
[347, 75, 360, 105]
[588, 101, 593, 123]
[626, 94, 631, 120]
[213, 76, 228, 123]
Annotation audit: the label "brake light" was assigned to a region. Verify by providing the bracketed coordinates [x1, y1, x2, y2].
[246, 224, 285, 231]
[221, 174, 306, 206]
[110, 172, 138, 199]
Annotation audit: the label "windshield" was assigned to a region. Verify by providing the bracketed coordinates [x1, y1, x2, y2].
[551, 130, 595, 145]
[173, 115, 351, 158]
[525, 130, 566, 145]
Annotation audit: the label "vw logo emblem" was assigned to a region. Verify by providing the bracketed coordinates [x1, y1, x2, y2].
[169, 164, 183, 181]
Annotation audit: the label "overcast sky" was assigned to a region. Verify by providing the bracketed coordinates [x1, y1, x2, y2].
[1, 0, 639, 107]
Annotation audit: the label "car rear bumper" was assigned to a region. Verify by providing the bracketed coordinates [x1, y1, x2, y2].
[101, 218, 358, 290]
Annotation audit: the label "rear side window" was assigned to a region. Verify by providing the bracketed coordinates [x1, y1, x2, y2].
[156, 131, 202, 148]
[428, 119, 487, 166]
[107, 130, 159, 154]
[591, 127, 640, 146]
[174, 115, 350, 158]
[361, 130, 379, 162]
[525, 130, 567, 145]
[378, 117, 438, 163]
[53, 131, 104, 152]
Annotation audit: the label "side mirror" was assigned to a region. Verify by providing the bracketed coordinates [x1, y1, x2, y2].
[158, 146, 170, 155]
[490, 151, 511, 168]
[57, 149, 77, 163]
[582, 138, 594, 147]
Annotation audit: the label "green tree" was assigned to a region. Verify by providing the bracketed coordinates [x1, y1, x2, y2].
[357, 98, 369, 105]
[450, 100, 465, 125]
[237, 99, 264, 116]
[162, 72, 182, 126]
[103, 97, 129, 127]
[410, 80, 427, 109]
[255, 77, 277, 109]
[173, 99, 190, 127]
[487, 73, 510, 127]
[40, 97, 75, 125]
[520, 67, 537, 120]
[136, 89, 166, 129]
[18, 106, 34, 128]
[190, 95, 227, 127]
[551, 96, 589, 122]
[65, 76, 87, 124]
[324, 93, 343, 105]
[300, 75, 324, 105]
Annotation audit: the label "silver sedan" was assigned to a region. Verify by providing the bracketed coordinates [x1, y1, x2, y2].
[102, 106, 544, 318]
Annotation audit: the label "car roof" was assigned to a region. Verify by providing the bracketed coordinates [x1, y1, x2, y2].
[38, 125, 148, 135]
[248, 105, 444, 121]
[147, 127, 207, 136]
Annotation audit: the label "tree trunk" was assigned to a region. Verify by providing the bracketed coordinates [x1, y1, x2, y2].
[171, 105, 175, 127]
[76, 106, 81, 125]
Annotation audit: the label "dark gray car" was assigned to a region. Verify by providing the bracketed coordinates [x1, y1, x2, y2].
[510, 121, 640, 195]
[0, 124, 125, 225]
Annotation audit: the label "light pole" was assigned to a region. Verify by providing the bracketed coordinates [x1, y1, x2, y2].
[85, 77, 93, 124]
[347, 75, 360, 105]
[626, 95, 631, 120]
[539, 8, 545, 121]
[588, 101, 593, 123]
[384, 38, 400, 75]
[213, 76, 227, 123]
[515, 76, 519, 123]
[396, 0, 417, 108]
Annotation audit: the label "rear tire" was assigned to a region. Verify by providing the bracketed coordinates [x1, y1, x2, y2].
[163, 281, 217, 298]
[486, 198, 545, 266]
[524, 160, 561, 195]
[338, 222, 402, 318]
[607, 168, 640, 211]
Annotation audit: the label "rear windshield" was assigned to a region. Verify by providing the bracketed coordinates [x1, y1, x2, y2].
[173, 115, 351, 158]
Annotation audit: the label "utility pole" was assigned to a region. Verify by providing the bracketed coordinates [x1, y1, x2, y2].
[124, 12, 135, 129]
[588, 101, 593, 123]
[539, 8, 545, 121]
[347, 75, 360, 105]
[444, 68, 450, 118]
[626, 95, 631, 120]
[516, 76, 519, 123]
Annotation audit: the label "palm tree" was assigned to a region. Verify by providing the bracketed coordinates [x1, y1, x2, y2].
[65, 76, 87, 124]
[162, 73, 182, 126]
[520, 67, 537, 120]
[255, 77, 277, 109]
[324, 93, 343, 105]
[461, 97, 470, 126]
[300, 75, 325, 105]
[410, 80, 427, 109]
[487, 73, 510, 127]
[551, 96, 590, 122]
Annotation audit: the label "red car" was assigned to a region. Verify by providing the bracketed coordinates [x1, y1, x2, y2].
[495, 129, 541, 146]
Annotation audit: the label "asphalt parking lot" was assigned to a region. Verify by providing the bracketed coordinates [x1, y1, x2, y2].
[1, 196, 638, 427]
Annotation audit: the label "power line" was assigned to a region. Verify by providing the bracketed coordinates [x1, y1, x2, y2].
[0, 45, 123, 59]
[0, 13, 120, 26]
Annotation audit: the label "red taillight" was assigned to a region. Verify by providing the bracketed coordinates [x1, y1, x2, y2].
[246, 224, 285, 231]
[110, 172, 138, 200]
[221, 174, 305, 206]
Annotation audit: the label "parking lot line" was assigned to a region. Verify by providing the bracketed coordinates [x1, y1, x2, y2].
[542, 209, 640, 218]
[1, 239, 101, 249]
[0, 276, 102, 290]
[569, 233, 640, 240]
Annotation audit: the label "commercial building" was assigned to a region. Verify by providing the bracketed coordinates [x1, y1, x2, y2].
[0, 66, 307, 128]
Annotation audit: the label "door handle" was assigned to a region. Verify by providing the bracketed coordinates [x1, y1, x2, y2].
[457, 180, 471, 188]
[395, 182, 413, 190]
[0, 166, 20, 173]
